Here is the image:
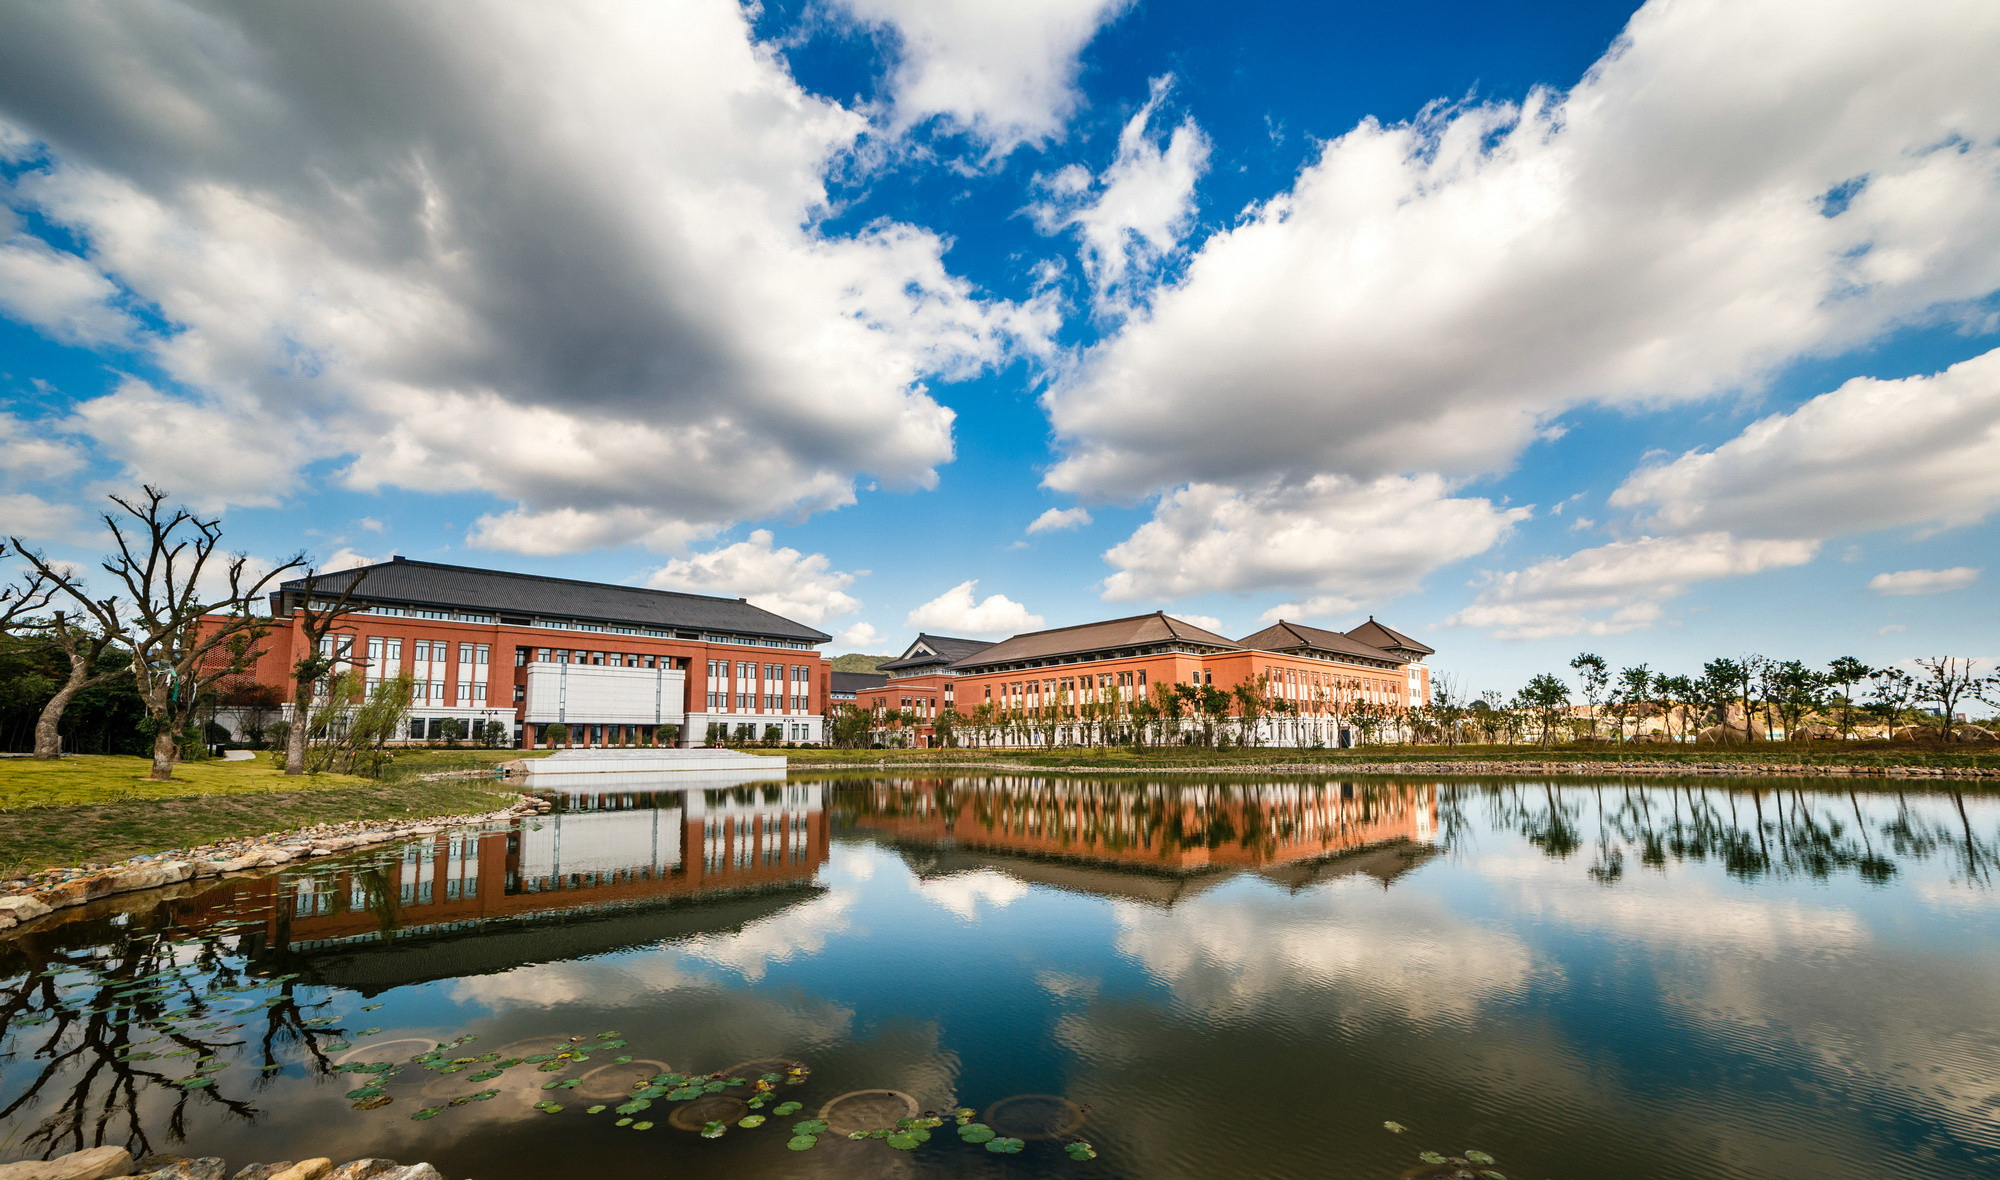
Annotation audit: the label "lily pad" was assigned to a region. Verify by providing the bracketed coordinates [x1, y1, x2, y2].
[792, 1119, 829, 1135]
[1065, 1141, 1098, 1161]
[786, 1136, 818, 1151]
[411, 1108, 443, 1121]
[774, 1101, 802, 1116]
[700, 1121, 727, 1139]
[886, 1132, 923, 1150]
[587, 1105, 607, 1114]
[738, 1115, 766, 1128]
[353, 1095, 393, 1111]
[986, 1137, 1025, 1154]
[959, 1123, 996, 1143]
[632, 1120, 654, 1131]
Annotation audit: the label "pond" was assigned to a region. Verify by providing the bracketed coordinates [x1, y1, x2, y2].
[3, 771, 1997, 1180]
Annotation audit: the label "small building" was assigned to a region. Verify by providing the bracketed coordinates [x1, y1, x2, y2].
[829, 670, 888, 703]
[852, 634, 993, 743]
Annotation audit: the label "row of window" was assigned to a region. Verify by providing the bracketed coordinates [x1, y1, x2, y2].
[525, 648, 680, 669]
[703, 692, 813, 712]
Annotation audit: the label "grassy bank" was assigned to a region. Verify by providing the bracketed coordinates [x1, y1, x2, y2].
[0, 754, 521, 877]
[785, 741, 2000, 773]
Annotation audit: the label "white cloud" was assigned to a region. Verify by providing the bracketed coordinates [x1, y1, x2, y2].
[1046, 0, 2000, 502]
[838, 0, 1133, 152]
[1879, 623, 1908, 635]
[679, 889, 856, 982]
[833, 621, 882, 649]
[317, 547, 381, 573]
[1026, 505, 1093, 534]
[0, 491, 78, 540]
[1100, 474, 1529, 604]
[66, 378, 309, 511]
[1612, 347, 2000, 539]
[1032, 76, 1209, 310]
[1166, 612, 1222, 634]
[0, 1, 1046, 541]
[644, 529, 860, 625]
[906, 579, 1043, 635]
[913, 868, 1029, 920]
[1446, 533, 1818, 639]
[355, 516, 385, 533]
[1868, 567, 1981, 596]
[0, 413, 85, 482]
[0, 217, 136, 348]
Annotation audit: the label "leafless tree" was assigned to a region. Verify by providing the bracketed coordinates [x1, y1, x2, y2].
[0, 540, 59, 634]
[1911, 657, 1985, 742]
[17, 487, 305, 780]
[27, 610, 131, 760]
[280, 567, 373, 775]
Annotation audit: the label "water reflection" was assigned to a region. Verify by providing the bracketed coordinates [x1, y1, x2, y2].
[0, 774, 1995, 1180]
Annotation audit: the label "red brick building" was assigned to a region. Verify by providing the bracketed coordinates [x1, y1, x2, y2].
[215, 557, 833, 748]
[853, 612, 1433, 748]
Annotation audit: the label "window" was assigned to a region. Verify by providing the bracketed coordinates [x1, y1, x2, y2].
[513, 684, 525, 703]
[413, 639, 432, 663]
[1137, 670, 1146, 688]
[416, 608, 451, 620]
[792, 665, 809, 683]
[591, 652, 604, 665]
[366, 637, 384, 665]
[515, 647, 528, 667]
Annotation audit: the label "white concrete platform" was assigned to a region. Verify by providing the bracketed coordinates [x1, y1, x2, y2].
[516, 748, 787, 775]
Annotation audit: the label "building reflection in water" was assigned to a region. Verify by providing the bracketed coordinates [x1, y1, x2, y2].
[183, 774, 829, 967]
[837, 776, 1439, 904]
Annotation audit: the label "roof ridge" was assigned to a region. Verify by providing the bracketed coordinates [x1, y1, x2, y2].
[293, 557, 749, 609]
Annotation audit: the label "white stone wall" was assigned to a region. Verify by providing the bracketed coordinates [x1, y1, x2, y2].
[523, 661, 686, 725]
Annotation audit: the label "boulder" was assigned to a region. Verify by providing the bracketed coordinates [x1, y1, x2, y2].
[229, 1166, 292, 1180]
[323, 1163, 401, 1180]
[265, 1162, 331, 1180]
[143, 1160, 225, 1180]
[0, 895, 53, 922]
[0, 1146, 135, 1180]
[375, 1168, 442, 1180]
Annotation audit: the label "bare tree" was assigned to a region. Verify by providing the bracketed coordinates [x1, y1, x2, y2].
[280, 567, 373, 775]
[27, 611, 130, 759]
[1911, 657, 1985, 742]
[0, 541, 59, 634]
[19, 488, 306, 780]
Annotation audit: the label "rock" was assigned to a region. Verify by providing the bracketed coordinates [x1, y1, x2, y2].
[130, 1157, 186, 1174]
[0, 1146, 135, 1180]
[0, 895, 53, 921]
[322, 1163, 401, 1180]
[144, 1160, 225, 1180]
[265, 1161, 332, 1180]
[228, 1166, 291, 1180]
[374, 1168, 442, 1180]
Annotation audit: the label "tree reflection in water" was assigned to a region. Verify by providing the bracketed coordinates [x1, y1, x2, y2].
[1467, 781, 1997, 886]
[0, 879, 356, 1159]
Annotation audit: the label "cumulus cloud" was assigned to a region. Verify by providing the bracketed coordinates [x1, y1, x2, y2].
[1166, 612, 1222, 633]
[1868, 567, 1981, 596]
[1044, 0, 2000, 503]
[645, 529, 861, 625]
[838, 0, 1133, 152]
[1612, 347, 2000, 539]
[834, 621, 883, 648]
[1026, 506, 1092, 534]
[0, 491, 78, 540]
[913, 868, 1029, 920]
[66, 378, 309, 511]
[1446, 533, 1818, 639]
[0, 413, 85, 482]
[906, 579, 1043, 635]
[1031, 76, 1209, 311]
[0, 234, 133, 350]
[0, 1, 1045, 541]
[1100, 475, 1528, 604]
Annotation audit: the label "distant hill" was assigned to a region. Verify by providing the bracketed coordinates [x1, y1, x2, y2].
[831, 653, 895, 673]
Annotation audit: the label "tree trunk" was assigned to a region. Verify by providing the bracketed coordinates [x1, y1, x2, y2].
[285, 675, 313, 775]
[33, 677, 87, 759]
[149, 720, 177, 781]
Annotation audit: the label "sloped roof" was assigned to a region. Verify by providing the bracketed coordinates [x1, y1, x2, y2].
[281, 558, 829, 642]
[1346, 617, 1434, 656]
[951, 612, 1240, 671]
[830, 671, 888, 694]
[1235, 620, 1404, 665]
[878, 633, 993, 671]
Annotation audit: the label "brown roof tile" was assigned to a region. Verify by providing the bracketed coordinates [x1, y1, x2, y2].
[1235, 620, 1403, 664]
[951, 612, 1239, 670]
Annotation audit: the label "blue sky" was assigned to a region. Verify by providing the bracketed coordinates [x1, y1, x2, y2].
[0, 0, 1996, 692]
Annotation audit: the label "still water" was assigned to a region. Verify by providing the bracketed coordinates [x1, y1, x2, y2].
[3, 772, 1997, 1180]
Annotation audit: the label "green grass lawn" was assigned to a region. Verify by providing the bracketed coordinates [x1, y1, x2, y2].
[0, 754, 523, 879]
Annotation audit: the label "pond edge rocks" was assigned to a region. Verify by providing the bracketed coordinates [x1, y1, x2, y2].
[0, 794, 552, 940]
[0, 1148, 449, 1180]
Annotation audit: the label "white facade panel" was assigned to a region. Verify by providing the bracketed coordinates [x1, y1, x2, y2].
[517, 807, 683, 878]
[523, 661, 686, 725]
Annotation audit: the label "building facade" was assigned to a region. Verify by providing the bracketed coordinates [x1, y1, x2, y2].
[851, 612, 1433, 748]
[215, 557, 833, 748]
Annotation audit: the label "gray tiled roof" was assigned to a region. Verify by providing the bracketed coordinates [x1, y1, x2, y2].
[1235, 620, 1404, 665]
[950, 612, 1239, 671]
[830, 671, 889, 694]
[878, 633, 994, 671]
[1345, 617, 1434, 656]
[281, 557, 829, 642]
